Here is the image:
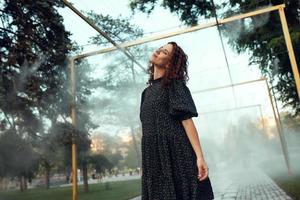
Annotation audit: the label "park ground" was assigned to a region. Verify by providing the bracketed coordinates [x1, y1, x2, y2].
[1, 159, 300, 200]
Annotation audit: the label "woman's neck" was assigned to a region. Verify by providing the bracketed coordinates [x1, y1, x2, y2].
[153, 65, 165, 80]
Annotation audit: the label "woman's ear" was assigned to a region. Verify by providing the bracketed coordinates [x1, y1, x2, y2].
[166, 61, 171, 69]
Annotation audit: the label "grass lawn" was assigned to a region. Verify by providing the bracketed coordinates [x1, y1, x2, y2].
[261, 156, 300, 200]
[267, 172, 300, 200]
[0, 179, 141, 200]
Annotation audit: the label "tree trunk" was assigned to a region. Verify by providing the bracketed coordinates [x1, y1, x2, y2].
[82, 163, 89, 193]
[19, 176, 24, 192]
[24, 177, 27, 190]
[45, 165, 50, 189]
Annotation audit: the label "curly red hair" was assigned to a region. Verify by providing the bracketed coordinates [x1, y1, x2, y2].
[146, 41, 190, 88]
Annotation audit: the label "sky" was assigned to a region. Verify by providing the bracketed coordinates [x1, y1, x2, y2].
[58, 0, 285, 143]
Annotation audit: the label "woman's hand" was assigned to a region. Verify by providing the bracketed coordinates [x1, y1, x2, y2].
[196, 158, 209, 181]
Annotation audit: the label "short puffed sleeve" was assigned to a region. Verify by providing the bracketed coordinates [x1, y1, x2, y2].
[168, 79, 198, 121]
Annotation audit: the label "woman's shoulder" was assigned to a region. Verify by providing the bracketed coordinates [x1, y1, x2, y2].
[141, 85, 150, 95]
[167, 78, 193, 97]
[143, 84, 151, 90]
[169, 78, 188, 88]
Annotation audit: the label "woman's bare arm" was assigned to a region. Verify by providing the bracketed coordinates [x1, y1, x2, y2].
[182, 118, 209, 181]
[181, 118, 204, 160]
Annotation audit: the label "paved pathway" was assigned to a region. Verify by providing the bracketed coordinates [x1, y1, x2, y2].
[129, 167, 293, 200]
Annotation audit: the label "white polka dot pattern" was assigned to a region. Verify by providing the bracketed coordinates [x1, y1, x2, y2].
[140, 78, 214, 200]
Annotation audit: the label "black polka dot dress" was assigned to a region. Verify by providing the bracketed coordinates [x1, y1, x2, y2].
[139, 77, 214, 200]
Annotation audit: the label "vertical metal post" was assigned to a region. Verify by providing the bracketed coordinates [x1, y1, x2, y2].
[69, 58, 78, 200]
[258, 105, 266, 135]
[258, 105, 270, 159]
[278, 7, 300, 100]
[265, 79, 292, 175]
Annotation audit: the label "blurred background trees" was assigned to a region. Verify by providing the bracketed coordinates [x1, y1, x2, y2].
[0, 0, 299, 194]
[130, 0, 300, 116]
[0, 0, 144, 192]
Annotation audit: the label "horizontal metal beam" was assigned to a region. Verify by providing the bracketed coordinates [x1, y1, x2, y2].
[63, 0, 146, 72]
[198, 104, 261, 115]
[192, 77, 267, 94]
[72, 4, 285, 60]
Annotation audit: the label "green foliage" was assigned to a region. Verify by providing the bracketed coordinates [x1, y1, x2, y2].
[0, 0, 73, 133]
[0, 0, 148, 191]
[86, 12, 144, 45]
[130, 0, 300, 116]
[85, 12, 152, 171]
[130, 0, 214, 25]
[86, 11, 152, 127]
[220, 0, 300, 116]
[89, 154, 112, 173]
[0, 0, 93, 189]
[0, 129, 39, 178]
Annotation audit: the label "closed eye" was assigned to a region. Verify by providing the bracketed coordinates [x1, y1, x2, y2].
[157, 47, 169, 55]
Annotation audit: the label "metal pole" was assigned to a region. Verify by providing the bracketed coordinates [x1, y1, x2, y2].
[211, 0, 238, 108]
[265, 79, 292, 175]
[258, 105, 266, 136]
[62, 0, 146, 73]
[72, 4, 285, 59]
[69, 58, 78, 200]
[278, 7, 300, 100]
[193, 77, 267, 94]
[198, 104, 261, 115]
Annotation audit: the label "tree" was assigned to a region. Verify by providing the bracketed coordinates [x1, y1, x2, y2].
[86, 12, 153, 169]
[220, 0, 300, 116]
[0, 0, 72, 119]
[281, 112, 300, 131]
[0, 130, 39, 191]
[86, 11, 143, 45]
[129, 0, 214, 26]
[50, 121, 92, 192]
[0, 0, 74, 191]
[37, 132, 65, 189]
[73, 57, 99, 193]
[89, 154, 112, 175]
[130, 0, 300, 116]
[0, 0, 98, 192]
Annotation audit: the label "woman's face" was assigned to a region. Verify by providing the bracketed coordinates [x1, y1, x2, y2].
[150, 44, 173, 68]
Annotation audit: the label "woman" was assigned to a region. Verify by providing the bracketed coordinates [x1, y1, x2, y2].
[139, 42, 214, 200]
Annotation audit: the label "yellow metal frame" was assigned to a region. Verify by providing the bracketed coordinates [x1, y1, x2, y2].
[69, 58, 78, 200]
[193, 77, 292, 175]
[278, 7, 300, 100]
[71, 5, 285, 59]
[265, 79, 292, 175]
[63, 2, 298, 199]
